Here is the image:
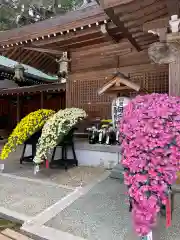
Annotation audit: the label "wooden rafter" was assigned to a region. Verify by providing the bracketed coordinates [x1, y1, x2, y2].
[7, 47, 19, 59]
[104, 8, 141, 51]
[22, 50, 36, 64]
[24, 47, 62, 56]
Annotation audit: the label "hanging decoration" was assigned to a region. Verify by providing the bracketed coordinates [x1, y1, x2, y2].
[56, 52, 71, 81]
[14, 63, 25, 82]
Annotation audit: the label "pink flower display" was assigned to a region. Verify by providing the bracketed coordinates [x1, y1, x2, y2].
[120, 93, 180, 236]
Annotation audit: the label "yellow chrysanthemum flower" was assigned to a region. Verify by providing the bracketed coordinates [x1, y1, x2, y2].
[0, 109, 55, 160]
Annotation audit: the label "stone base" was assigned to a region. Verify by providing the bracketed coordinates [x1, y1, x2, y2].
[110, 163, 124, 181]
[25, 140, 122, 169]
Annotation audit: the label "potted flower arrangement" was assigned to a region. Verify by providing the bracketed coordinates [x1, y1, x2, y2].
[120, 93, 180, 238]
[34, 108, 87, 164]
[0, 109, 55, 160]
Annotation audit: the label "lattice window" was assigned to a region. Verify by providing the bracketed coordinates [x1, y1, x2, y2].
[67, 67, 169, 118]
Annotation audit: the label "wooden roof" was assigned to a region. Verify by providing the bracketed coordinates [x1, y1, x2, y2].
[0, 0, 172, 49]
[98, 72, 141, 95]
[0, 0, 177, 73]
[100, 0, 171, 51]
[0, 3, 106, 46]
[2, 47, 59, 74]
[0, 56, 58, 82]
[0, 82, 65, 95]
[0, 2, 109, 74]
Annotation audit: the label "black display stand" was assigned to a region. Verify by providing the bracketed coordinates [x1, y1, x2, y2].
[50, 128, 78, 171]
[20, 130, 41, 164]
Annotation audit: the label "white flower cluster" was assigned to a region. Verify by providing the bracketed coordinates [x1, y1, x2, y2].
[34, 108, 87, 164]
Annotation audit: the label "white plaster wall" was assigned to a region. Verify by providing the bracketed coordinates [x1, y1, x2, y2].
[25, 145, 121, 169]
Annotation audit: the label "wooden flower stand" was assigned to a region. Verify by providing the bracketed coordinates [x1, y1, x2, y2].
[50, 128, 78, 171]
[20, 130, 41, 164]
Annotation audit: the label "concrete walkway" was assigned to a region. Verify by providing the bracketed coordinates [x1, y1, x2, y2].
[1, 170, 180, 240]
[0, 147, 180, 239]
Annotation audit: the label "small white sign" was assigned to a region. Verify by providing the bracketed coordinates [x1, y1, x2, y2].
[0, 164, 4, 172]
[34, 165, 40, 175]
[141, 232, 153, 240]
[147, 231, 153, 240]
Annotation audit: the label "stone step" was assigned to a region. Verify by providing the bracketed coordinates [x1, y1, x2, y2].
[110, 164, 124, 182]
[0, 233, 12, 240]
[1, 229, 33, 240]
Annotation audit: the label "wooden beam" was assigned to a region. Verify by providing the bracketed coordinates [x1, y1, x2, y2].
[104, 8, 141, 51]
[55, 36, 106, 50]
[169, 55, 180, 96]
[166, 0, 180, 17]
[109, 86, 130, 91]
[0, 83, 65, 95]
[114, 0, 157, 14]
[129, 26, 142, 34]
[135, 34, 157, 42]
[40, 92, 44, 108]
[132, 32, 145, 38]
[73, 45, 132, 58]
[16, 95, 20, 123]
[24, 47, 62, 56]
[143, 17, 168, 42]
[124, 8, 168, 29]
[100, 0, 134, 9]
[120, 0, 167, 22]
[32, 27, 102, 47]
[143, 17, 169, 32]
[138, 39, 158, 46]
[100, 24, 120, 43]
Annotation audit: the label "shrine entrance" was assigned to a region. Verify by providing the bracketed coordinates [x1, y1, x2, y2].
[0, 89, 66, 135]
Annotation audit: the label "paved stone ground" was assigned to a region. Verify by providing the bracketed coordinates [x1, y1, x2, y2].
[0, 174, 72, 217]
[46, 177, 180, 240]
[1, 143, 180, 240]
[1, 146, 106, 188]
[46, 178, 130, 240]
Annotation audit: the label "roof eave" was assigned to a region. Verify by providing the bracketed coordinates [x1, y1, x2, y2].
[0, 3, 107, 46]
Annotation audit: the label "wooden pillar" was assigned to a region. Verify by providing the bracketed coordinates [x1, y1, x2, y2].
[16, 95, 20, 123]
[40, 92, 44, 108]
[169, 55, 180, 96]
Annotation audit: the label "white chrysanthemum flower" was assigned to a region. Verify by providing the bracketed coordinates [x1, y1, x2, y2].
[34, 108, 87, 164]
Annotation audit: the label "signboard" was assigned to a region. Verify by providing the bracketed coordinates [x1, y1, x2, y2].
[112, 97, 130, 127]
